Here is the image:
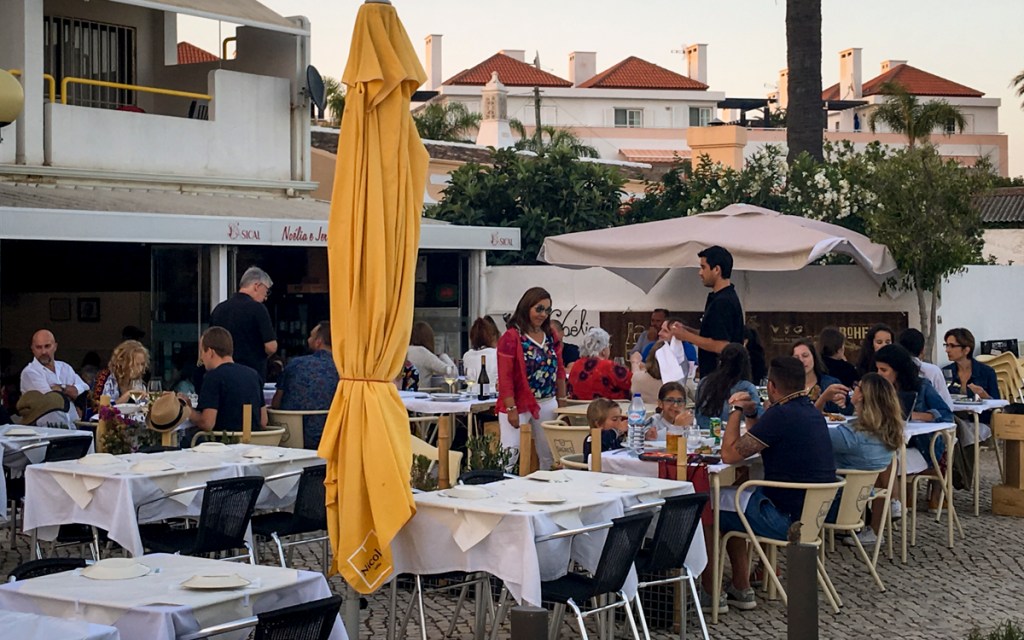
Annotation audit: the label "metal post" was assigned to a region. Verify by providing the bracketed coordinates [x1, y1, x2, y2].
[343, 582, 361, 639]
[786, 541, 818, 640]
[510, 606, 548, 640]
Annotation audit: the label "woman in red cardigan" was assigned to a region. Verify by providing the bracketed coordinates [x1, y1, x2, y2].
[496, 287, 566, 470]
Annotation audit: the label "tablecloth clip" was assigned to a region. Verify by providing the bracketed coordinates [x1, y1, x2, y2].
[243, 592, 250, 607]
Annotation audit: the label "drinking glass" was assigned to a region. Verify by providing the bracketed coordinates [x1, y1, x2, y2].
[148, 380, 163, 394]
[444, 364, 458, 394]
[613, 356, 626, 368]
[942, 367, 953, 388]
[685, 427, 702, 453]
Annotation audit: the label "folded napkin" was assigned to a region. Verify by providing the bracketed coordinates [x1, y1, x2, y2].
[452, 512, 504, 551]
[263, 468, 301, 499]
[551, 511, 584, 531]
[52, 472, 106, 509]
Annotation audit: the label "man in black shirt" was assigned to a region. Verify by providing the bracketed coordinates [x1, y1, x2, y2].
[671, 246, 744, 376]
[209, 266, 278, 382]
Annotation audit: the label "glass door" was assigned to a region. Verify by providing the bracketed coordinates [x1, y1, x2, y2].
[151, 246, 210, 390]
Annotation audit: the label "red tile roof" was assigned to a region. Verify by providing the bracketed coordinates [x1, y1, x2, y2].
[579, 56, 708, 90]
[443, 53, 571, 87]
[822, 63, 983, 99]
[177, 41, 219, 65]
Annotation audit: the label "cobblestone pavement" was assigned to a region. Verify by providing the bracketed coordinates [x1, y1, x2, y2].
[4, 455, 1023, 639]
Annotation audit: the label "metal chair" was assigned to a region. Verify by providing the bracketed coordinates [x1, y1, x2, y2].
[251, 465, 329, 571]
[137, 476, 264, 564]
[8, 557, 87, 582]
[267, 408, 329, 449]
[821, 469, 887, 596]
[180, 594, 341, 640]
[490, 511, 655, 640]
[632, 493, 711, 640]
[560, 453, 589, 470]
[543, 421, 589, 463]
[457, 469, 513, 485]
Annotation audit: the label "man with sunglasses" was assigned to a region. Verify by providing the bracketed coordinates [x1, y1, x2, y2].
[209, 266, 278, 383]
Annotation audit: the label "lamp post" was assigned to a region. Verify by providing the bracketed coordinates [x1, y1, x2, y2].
[0, 69, 25, 143]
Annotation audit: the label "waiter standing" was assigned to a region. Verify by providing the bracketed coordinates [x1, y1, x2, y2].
[671, 246, 744, 376]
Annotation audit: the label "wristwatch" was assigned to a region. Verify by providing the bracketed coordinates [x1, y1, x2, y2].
[729, 404, 744, 414]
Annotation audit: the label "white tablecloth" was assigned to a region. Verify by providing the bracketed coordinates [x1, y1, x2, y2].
[24, 445, 323, 555]
[401, 392, 496, 415]
[0, 554, 346, 640]
[1, 424, 95, 521]
[0, 609, 120, 640]
[952, 398, 1009, 414]
[391, 470, 706, 607]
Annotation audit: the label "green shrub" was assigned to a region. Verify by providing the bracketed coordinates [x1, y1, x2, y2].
[968, 621, 1024, 640]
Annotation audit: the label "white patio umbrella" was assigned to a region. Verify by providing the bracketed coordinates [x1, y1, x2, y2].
[536, 203, 898, 292]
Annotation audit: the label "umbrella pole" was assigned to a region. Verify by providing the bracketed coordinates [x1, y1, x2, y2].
[344, 583, 360, 637]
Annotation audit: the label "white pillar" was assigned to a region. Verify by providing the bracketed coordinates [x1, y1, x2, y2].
[1, 0, 44, 165]
[210, 245, 231, 309]
[291, 16, 312, 182]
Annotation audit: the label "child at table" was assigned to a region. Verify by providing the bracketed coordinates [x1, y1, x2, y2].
[582, 397, 626, 463]
[647, 381, 694, 440]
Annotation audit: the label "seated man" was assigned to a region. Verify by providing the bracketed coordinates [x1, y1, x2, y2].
[272, 321, 338, 449]
[20, 329, 89, 424]
[700, 356, 836, 613]
[182, 326, 266, 446]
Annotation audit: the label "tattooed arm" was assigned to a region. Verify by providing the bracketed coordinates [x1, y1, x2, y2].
[720, 397, 766, 464]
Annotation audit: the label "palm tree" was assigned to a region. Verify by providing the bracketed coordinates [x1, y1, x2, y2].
[1013, 69, 1024, 109]
[785, 0, 823, 163]
[412, 102, 481, 142]
[509, 120, 599, 158]
[867, 81, 968, 147]
[323, 76, 345, 126]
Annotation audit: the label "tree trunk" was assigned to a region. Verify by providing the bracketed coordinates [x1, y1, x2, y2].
[785, 0, 824, 164]
[916, 282, 941, 362]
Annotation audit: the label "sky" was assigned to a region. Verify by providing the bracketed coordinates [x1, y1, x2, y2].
[180, 0, 1024, 177]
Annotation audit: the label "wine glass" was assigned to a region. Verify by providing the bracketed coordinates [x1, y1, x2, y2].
[942, 367, 954, 388]
[443, 364, 458, 395]
[148, 379, 163, 394]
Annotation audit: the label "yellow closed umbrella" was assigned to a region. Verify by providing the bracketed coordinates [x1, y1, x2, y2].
[319, 0, 427, 595]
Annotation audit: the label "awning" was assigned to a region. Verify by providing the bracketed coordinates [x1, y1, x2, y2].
[109, 0, 309, 36]
[619, 149, 691, 163]
[0, 182, 519, 250]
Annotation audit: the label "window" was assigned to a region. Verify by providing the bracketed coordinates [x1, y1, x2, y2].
[614, 108, 643, 128]
[44, 15, 137, 109]
[689, 107, 712, 127]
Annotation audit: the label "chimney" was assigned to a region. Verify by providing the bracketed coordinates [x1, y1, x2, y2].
[839, 48, 862, 99]
[476, 72, 514, 149]
[425, 34, 442, 90]
[880, 59, 907, 73]
[500, 49, 525, 63]
[685, 43, 708, 85]
[777, 68, 789, 110]
[569, 51, 596, 87]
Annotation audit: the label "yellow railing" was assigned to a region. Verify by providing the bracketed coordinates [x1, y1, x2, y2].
[222, 36, 237, 59]
[60, 77, 211, 105]
[6, 69, 56, 103]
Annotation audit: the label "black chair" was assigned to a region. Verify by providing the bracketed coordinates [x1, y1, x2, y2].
[138, 445, 179, 454]
[490, 511, 655, 640]
[43, 435, 94, 462]
[457, 469, 512, 485]
[180, 594, 341, 640]
[632, 494, 710, 640]
[138, 476, 264, 563]
[251, 465, 328, 570]
[8, 557, 87, 582]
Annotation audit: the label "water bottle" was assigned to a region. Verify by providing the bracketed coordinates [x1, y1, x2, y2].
[627, 393, 647, 452]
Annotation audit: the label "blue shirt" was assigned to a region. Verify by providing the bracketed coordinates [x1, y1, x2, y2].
[913, 378, 954, 423]
[829, 420, 894, 470]
[941, 360, 1000, 400]
[277, 349, 339, 449]
[695, 379, 764, 429]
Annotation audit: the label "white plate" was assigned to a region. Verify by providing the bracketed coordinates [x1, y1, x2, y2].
[82, 558, 151, 580]
[430, 393, 462, 401]
[180, 574, 251, 590]
[527, 470, 570, 483]
[601, 476, 648, 489]
[193, 442, 230, 453]
[439, 485, 493, 499]
[646, 440, 667, 450]
[130, 460, 176, 473]
[956, 399, 984, 406]
[78, 453, 119, 466]
[524, 492, 566, 504]
[4, 427, 37, 437]
[113, 403, 143, 416]
[241, 448, 285, 460]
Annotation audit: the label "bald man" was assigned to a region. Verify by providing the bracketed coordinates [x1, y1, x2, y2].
[20, 329, 89, 421]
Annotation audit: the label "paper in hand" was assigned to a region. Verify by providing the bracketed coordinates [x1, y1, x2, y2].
[656, 339, 687, 383]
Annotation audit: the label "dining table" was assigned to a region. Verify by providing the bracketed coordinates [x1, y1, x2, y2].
[390, 469, 706, 639]
[897, 420, 959, 562]
[951, 397, 1009, 516]
[400, 390, 496, 442]
[1, 424, 95, 521]
[0, 609, 121, 640]
[23, 444, 324, 556]
[0, 553, 347, 640]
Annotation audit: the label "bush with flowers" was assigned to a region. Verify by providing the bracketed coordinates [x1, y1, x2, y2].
[97, 404, 159, 455]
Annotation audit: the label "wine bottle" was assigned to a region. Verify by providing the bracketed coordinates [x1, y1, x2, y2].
[477, 355, 490, 400]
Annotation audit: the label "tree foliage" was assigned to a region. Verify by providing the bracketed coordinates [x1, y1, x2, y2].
[868, 81, 967, 147]
[508, 121, 600, 158]
[427, 147, 625, 264]
[1012, 69, 1024, 110]
[413, 102, 482, 143]
[322, 76, 345, 126]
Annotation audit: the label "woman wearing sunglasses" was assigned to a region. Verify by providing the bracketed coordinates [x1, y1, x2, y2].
[496, 287, 566, 470]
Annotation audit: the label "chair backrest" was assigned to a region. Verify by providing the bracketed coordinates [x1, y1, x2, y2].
[410, 434, 463, 477]
[543, 422, 589, 461]
[560, 453, 588, 470]
[8, 557, 87, 581]
[635, 493, 709, 573]
[794, 480, 845, 544]
[458, 469, 508, 485]
[833, 469, 883, 528]
[588, 511, 655, 597]
[292, 464, 328, 533]
[562, 399, 592, 406]
[267, 409, 328, 449]
[193, 476, 265, 554]
[43, 435, 94, 462]
[256, 594, 341, 640]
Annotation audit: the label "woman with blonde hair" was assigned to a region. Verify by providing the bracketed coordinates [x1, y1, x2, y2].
[93, 340, 149, 406]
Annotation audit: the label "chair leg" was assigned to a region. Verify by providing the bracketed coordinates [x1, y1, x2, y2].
[567, 599, 590, 640]
[446, 583, 471, 638]
[816, 556, 842, 609]
[244, 541, 256, 565]
[620, 591, 642, 640]
[415, 575, 427, 640]
[687, 574, 710, 640]
[398, 576, 418, 640]
[548, 603, 566, 640]
[815, 560, 841, 614]
[488, 586, 509, 640]
[388, 580, 398, 640]
[634, 590, 651, 640]
[851, 533, 886, 592]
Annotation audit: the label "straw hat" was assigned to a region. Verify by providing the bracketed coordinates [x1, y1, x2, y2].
[16, 390, 70, 425]
[146, 394, 189, 432]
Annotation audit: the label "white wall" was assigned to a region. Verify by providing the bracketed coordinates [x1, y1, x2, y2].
[45, 70, 291, 179]
[936, 265, 1024, 356]
[0, 121, 15, 163]
[983, 230, 1024, 265]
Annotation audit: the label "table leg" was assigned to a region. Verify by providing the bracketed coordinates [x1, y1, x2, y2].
[946, 429, 955, 548]
[474, 577, 487, 640]
[343, 582, 360, 639]
[973, 413, 981, 517]
[900, 442, 908, 564]
[711, 473, 721, 624]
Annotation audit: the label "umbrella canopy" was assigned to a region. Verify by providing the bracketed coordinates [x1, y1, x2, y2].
[536, 203, 898, 292]
[319, 0, 427, 595]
